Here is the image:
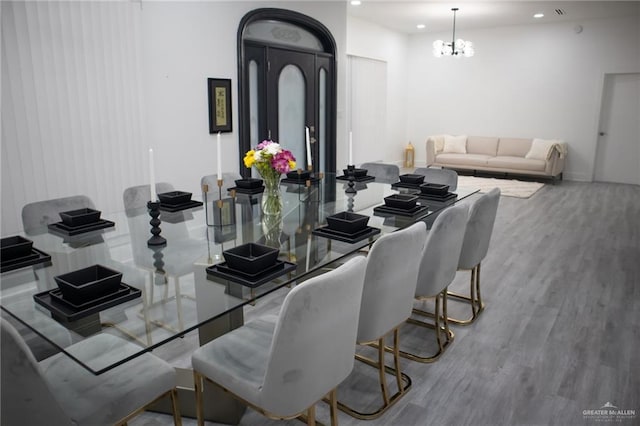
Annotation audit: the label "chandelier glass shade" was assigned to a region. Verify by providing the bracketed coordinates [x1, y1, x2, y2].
[433, 8, 474, 57]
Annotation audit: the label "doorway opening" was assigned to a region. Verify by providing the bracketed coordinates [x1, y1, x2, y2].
[237, 9, 337, 177]
[593, 72, 640, 185]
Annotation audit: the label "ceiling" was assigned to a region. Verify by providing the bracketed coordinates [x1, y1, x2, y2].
[346, 1, 640, 34]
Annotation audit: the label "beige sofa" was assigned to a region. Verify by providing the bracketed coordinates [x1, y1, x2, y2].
[426, 135, 567, 180]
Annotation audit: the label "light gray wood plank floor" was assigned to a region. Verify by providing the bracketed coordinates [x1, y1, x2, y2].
[132, 181, 640, 426]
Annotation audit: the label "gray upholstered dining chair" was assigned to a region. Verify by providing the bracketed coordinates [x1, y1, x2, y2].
[0, 317, 181, 426]
[399, 203, 469, 363]
[122, 182, 175, 215]
[337, 222, 426, 420]
[201, 172, 243, 196]
[448, 187, 501, 325]
[21, 195, 96, 235]
[359, 162, 400, 183]
[191, 256, 367, 426]
[201, 173, 243, 226]
[413, 167, 458, 191]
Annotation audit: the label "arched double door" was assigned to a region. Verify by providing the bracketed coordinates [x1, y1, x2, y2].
[238, 9, 337, 177]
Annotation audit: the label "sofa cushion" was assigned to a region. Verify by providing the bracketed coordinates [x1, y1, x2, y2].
[486, 156, 546, 172]
[442, 135, 467, 153]
[526, 138, 559, 160]
[436, 153, 491, 167]
[497, 138, 532, 157]
[467, 136, 499, 156]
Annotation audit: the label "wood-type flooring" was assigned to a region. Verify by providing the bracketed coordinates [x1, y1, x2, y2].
[132, 180, 640, 426]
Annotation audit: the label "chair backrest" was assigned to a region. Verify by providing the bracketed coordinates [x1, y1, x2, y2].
[201, 173, 242, 197]
[122, 182, 174, 216]
[261, 256, 366, 416]
[458, 188, 500, 269]
[416, 203, 469, 297]
[358, 222, 427, 343]
[359, 162, 400, 184]
[0, 318, 70, 425]
[21, 195, 95, 235]
[413, 167, 458, 191]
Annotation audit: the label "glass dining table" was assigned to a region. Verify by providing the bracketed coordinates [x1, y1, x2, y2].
[0, 173, 477, 419]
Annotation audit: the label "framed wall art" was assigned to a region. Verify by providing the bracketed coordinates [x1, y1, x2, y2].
[208, 78, 232, 133]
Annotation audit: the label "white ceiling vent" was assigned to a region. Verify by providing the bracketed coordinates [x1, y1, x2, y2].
[555, 9, 566, 16]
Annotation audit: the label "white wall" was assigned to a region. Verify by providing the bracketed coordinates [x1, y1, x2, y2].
[405, 15, 640, 181]
[346, 16, 409, 166]
[140, 1, 347, 197]
[1, 1, 145, 235]
[1, 1, 347, 236]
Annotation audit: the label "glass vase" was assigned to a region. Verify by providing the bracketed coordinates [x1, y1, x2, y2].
[261, 175, 283, 217]
[260, 174, 283, 248]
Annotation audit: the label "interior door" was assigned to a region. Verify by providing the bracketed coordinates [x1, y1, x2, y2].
[267, 47, 316, 172]
[594, 73, 640, 185]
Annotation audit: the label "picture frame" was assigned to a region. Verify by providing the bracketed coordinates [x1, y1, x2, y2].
[208, 78, 232, 133]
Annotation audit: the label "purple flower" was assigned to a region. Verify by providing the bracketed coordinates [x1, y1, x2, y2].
[272, 151, 295, 173]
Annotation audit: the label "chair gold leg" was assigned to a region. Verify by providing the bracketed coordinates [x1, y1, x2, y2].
[377, 337, 390, 405]
[328, 389, 338, 426]
[400, 290, 454, 363]
[307, 404, 316, 426]
[393, 328, 402, 392]
[476, 263, 485, 310]
[170, 388, 182, 426]
[193, 371, 205, 426]
[337, 328, 412, 419]
[448, 263, 485, 325]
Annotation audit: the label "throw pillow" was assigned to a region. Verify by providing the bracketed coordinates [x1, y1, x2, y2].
[526, 138, 557, 160]
[442, 135, 467, 154]
[431, 135, 446, 152]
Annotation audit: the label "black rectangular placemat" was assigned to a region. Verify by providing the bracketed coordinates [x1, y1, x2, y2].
[336, 175, 375, 182]
[159, 200, 203, 212]
[206, 260, 297, 288]
[33, 283, 141, 322]
[1, 248, 52, 273]
[373, 204, 429, 218]
[48, 219, 115, 237]
[312, 226, 381, 243]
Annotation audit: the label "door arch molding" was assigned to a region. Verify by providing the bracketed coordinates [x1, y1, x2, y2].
[237, 8, 337, 176]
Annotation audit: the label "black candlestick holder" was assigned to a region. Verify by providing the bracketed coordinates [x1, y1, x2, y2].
[345, 164, 357, 194]
[147, 201, 167, 246]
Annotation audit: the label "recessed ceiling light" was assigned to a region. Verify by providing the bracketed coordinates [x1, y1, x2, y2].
[533, 13, 544, 19]
[416, 24, 426, 29]
[350, 0, 361, 6]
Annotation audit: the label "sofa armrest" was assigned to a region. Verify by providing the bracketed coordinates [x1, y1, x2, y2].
[545, 144, 567, 177]
[426, 138, 436, 166]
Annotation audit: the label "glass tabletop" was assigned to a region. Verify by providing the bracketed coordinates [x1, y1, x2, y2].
[0, 173, 477, 374]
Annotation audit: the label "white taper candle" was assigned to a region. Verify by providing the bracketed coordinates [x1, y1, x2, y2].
[149, 148, 157, 201]
[305, 126, 312, 167]
[217, 132, 222, 179]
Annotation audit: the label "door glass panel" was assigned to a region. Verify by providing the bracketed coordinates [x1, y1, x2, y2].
[278, 65, 305, 170]
[319, 68, 327, 172]
[245, 20, 324, 51]
[249, 60, 259, 148]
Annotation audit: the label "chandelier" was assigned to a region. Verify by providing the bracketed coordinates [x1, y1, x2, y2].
[433, 8, 474, 58]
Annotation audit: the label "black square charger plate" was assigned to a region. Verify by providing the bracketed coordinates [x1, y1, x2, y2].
[0, 247, 52, 273]
[373, 204, 429, 218]
[33, 283, 141, 321]
[48, 219, 115, 236]
[159, 200, 203, 212]
[312, 226, 381, 244]
[227, 186, 265, 195]
[206, 260, 297, 288]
